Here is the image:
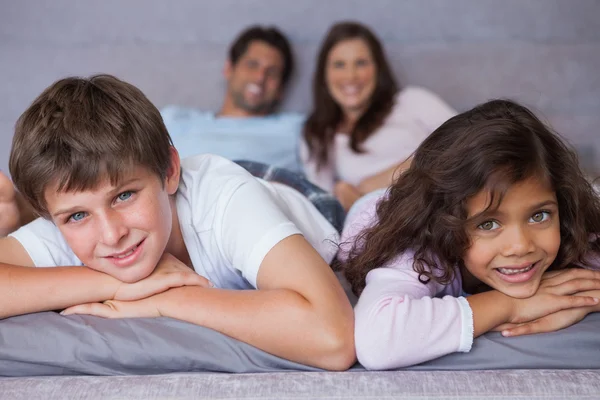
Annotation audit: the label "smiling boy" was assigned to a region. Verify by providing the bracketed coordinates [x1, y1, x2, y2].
[0, 74, 355, 370]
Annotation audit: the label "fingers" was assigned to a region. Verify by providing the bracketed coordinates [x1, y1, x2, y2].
[502, 319, 549, 337]
[545, 278, 600, 296]
[159, 270, 212, 289]
[492, 322, 519, 332]
[61, 302, 115, 318]
[558, 295, 599, 311]
[542, 268, 600, 287]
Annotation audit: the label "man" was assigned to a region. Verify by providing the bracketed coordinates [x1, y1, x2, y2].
[162, 25, 304, 172]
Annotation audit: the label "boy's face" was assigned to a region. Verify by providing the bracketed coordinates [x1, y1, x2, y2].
[44, 152, 180, 283]
[462, 176, 561, 299]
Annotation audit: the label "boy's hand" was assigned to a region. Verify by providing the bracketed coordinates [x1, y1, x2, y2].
[113, 253, 212, 301]
[61, 296, 161, 319]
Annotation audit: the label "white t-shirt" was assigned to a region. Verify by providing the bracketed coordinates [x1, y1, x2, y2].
[9, 155, 339, 290]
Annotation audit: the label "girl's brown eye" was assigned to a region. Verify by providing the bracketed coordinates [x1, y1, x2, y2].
[530, 211, 550, 223]
[479, 221, 494, 230]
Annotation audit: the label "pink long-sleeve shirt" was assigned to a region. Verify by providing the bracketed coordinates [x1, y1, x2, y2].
[300, 86, 456, 192]
[338, 190, 474, 370]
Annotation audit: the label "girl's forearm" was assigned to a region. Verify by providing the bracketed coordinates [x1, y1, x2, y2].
[467, 291, 514, 337]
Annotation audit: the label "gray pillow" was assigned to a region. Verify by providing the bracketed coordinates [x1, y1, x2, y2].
[0, 311, 319, 376]
[1, 310, 600, 376]
[409, 311, 600, 370]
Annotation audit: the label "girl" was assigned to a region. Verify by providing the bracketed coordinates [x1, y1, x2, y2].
[301, 21, 455, 210]
[340, 99, 600, 370]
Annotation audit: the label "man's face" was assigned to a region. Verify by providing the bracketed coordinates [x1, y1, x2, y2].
[224, 40, 285, 115]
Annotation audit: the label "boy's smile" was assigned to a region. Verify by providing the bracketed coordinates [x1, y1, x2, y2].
[44, 153, 182, 283]
[462, 176, 561, 298]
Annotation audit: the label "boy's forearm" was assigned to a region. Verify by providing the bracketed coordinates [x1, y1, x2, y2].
[154, 286, 355, 370]
[0, 263, 118, 318]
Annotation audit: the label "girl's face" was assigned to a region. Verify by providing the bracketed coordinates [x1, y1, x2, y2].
[325, 38, 377, 120]
[462, 176, 561, 298]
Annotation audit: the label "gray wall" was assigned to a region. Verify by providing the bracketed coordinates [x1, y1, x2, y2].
[1, 0, 599, 174]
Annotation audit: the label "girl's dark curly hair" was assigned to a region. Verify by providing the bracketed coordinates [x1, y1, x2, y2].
[343, 99, 600, 296]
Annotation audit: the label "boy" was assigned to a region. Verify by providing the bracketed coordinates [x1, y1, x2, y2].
[0, 74, 355, 371]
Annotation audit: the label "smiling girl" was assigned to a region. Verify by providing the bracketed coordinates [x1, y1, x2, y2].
[301, 21, 456, 210]
[339, 99, 600, 370]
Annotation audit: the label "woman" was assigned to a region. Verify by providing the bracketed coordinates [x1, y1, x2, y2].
[301, 21, 456, 210]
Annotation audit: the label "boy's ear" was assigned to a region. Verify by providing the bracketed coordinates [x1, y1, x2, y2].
[165, 146, 181, 195]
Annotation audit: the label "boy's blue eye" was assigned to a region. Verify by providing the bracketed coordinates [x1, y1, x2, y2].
[118, 191, 132, 201]
[69, 212, 87, 222]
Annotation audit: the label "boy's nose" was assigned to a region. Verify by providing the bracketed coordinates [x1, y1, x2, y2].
[99, 211, 128, 246]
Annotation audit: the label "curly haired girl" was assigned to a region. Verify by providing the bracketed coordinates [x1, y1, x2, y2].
[340, 99, 600, 370]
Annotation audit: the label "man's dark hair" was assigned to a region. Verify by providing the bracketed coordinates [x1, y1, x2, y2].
[228, 25, 294, 87]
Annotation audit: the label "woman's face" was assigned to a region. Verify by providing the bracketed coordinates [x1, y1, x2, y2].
[325, 38, 377, 120]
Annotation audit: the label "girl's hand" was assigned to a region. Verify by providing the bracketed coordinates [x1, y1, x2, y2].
[113, 253, 212, 301]
[508, 288, 598, 325]
[61, 296, 161, 319]
[498, 306, 591, 337]
[538, 268, 600, 294]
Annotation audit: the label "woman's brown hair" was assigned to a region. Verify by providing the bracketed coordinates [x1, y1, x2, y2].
[303, 21, 399, 169]
[343, 99, 600, 295]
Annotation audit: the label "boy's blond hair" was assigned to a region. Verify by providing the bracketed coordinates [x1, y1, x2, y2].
[9, 74, 173, 218]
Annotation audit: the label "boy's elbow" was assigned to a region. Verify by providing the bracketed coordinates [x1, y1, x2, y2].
[315, 323, 356, 371]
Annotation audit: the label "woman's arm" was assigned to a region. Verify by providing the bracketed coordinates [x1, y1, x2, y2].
[357, 155, 413, 194]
